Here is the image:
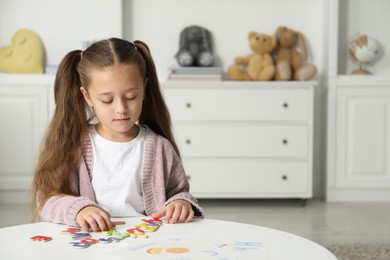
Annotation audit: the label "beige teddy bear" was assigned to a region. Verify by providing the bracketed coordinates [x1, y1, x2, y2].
[228, 32, 276, 81]
[273, 26, 316, 81]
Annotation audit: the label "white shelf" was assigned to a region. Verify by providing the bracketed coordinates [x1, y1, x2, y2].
[336, 75, 390, 86]
[332, 0, 390, 77]
[163, 81, 318, 89]
[0, 74, 55, 85]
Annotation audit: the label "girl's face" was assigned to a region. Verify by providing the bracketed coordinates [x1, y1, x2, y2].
[80, 64, 146, 142]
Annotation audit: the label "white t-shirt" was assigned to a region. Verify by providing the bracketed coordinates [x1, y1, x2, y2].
[89, 125, 146, 217]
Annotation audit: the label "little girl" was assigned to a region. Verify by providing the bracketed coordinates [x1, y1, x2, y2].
[31, 38, 204, 231]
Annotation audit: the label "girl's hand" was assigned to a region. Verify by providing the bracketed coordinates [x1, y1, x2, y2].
[151, 200, 194, 224]
[76, 206, 115, 232]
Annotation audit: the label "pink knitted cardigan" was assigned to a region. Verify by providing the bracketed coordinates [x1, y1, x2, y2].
[39, 125, 204, 226]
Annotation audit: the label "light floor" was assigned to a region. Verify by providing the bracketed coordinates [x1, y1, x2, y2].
[1, 199, 389, 245]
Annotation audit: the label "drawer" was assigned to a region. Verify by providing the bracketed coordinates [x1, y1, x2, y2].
[183, 159, 310, 197]
[164, 88, 311, 121]
[174, 124, 309, 158]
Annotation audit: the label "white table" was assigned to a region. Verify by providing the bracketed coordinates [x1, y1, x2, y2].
[0, 218, 336, 260]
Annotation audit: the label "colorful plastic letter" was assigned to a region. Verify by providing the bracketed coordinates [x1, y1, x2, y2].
[71, 232, 91, 240]
[30, 235, 52, 242]
[69, 241, 90, 249]
[80, 238, 99, 244]
[61, 227, 81, 235]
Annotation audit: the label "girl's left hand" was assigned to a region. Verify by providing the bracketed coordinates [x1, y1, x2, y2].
[151, 200, 194, 224]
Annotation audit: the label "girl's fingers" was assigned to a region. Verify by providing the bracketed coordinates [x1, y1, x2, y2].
[85, 216, 99, 232]
[76, 206, 114, 232]
[98, 211, 115, 231]
[178, 206, 190, 223]
[186, 209, 195, 223]
[164, 207, 174, 224]
[78, 219, 90, 232]
[94, 214, 108, 231]
[150, 201, 195, 224]
[169, 207, 181, 224]
[151, 209, 166, 220]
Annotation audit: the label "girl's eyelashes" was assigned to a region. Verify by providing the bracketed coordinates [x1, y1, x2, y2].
[99, 96, 136, 104]
[126, 96, 136, 100]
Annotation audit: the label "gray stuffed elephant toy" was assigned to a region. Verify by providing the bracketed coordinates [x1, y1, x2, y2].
[175, 25, 214, 67]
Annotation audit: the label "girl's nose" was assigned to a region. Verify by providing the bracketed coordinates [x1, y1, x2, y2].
[115, 99, 127, 114]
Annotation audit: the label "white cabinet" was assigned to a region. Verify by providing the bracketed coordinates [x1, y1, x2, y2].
[0, 75, 54, 203]
[336, 83, 390, 188]
[327, 78, 390, 201]
[326, 0, 390, 201]
[163, 81, 315, 199]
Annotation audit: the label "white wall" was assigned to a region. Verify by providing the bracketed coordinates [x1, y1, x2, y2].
[123, 0, 329, 197]
[0, 0, 336, 198]
[338, 0, 390, 75]
[124, 0, 326, 81]
[1, 0, 389, 199]
[0, 0, 122, 66]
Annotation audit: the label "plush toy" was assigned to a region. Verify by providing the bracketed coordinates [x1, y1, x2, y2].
[0, 29, 45, 73]
[175, 25, 214, 67]
[228, 31, 276, 81]
[273, 26, 316, 81]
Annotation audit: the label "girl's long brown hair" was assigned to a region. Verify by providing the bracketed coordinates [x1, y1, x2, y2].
[31, 38, 179, 216]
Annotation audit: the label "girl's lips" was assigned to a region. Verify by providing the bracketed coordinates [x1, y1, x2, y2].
[114, 118, 130, 122]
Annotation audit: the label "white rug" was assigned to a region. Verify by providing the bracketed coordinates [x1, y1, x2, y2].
[324, 243, 390, 260]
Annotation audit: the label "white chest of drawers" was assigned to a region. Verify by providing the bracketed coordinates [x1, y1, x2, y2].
[162, 81, 315, 199]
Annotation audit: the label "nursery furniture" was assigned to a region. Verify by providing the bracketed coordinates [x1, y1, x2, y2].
[326, 0, 390, 201]
[163, 81, 315, 200]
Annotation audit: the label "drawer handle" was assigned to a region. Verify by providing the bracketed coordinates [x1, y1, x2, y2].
[282, 139, 288, 145]
[283, 102, 289, 109]
[282, 175, 288, 181]
[186, 102, 192, 108]
[185, 139, 191, 145]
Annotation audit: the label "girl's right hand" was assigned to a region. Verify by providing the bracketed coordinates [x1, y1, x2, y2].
[76, 206, 115, 232]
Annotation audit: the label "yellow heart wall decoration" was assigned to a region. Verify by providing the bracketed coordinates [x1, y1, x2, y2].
[0, 29, 45, 74]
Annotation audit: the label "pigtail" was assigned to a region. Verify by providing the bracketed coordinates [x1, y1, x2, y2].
[32, 50, 90, 210]
[51, 50, 92, 161]
[134, 40, 181, 157]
